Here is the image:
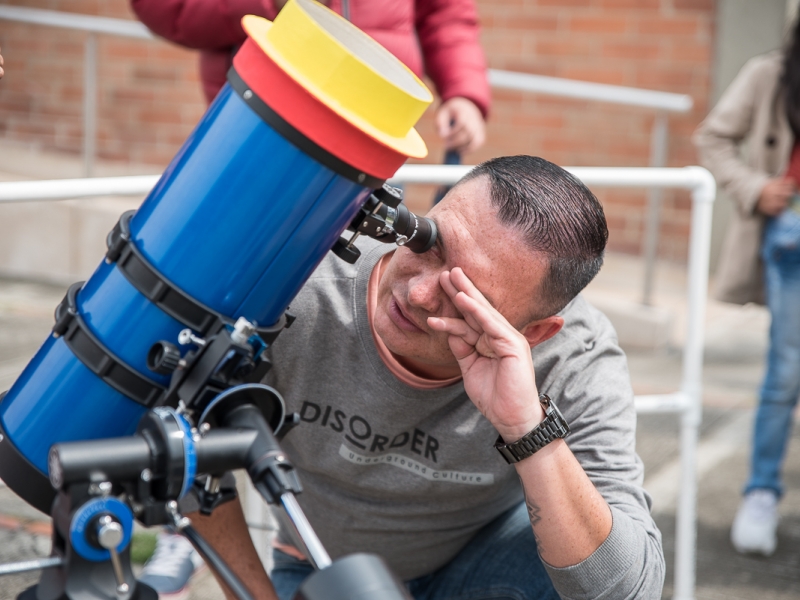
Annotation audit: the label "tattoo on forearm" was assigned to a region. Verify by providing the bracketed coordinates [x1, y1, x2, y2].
[519, 477, 545, 555]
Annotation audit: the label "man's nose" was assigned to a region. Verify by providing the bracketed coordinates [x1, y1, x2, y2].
[407, 271, 443, 313]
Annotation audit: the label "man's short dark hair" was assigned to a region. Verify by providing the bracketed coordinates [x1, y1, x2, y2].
[459, 155, 608, 319]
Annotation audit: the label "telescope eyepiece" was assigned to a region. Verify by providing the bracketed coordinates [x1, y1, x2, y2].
[379, 203, 437, 254]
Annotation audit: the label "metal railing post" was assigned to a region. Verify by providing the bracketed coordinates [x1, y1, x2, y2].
[82, 33, 97, 177]
[641, 111, 669, 305]
[673, 168, 715, 600]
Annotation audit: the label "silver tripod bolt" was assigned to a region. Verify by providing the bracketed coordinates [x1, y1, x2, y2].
[97, 515, 129, 595]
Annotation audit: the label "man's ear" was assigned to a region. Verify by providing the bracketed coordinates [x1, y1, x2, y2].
[520, 316, 564, 349]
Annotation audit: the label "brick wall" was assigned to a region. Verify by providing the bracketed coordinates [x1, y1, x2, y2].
[0, 0, 716, 260]
[0, 0, 206, 165]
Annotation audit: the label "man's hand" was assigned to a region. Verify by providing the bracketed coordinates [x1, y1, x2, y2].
[427, 268, 543, 440]
[429, 267, 612, 568]
[757, 177, 795, 216]
[435, 98, 486, 154]
[0, 47, 4, 79]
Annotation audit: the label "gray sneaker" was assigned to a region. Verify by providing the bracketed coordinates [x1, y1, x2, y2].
[139, 532, 206, 599]
[731, 489, 779, 556]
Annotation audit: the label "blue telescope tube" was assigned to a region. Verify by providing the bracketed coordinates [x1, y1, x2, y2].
[0, 82, 372, 512]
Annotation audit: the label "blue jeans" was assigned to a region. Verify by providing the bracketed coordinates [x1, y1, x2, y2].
[747, 210, 800, 497]
[270, 503, 558, 600]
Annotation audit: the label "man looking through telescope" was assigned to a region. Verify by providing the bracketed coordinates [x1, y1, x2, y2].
[188, 156, 664, 599]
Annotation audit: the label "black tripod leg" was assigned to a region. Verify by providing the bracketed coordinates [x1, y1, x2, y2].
[180, 524, 255, 600]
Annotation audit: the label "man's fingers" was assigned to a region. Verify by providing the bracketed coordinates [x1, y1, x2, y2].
[452, 292, 511, 343]
[439, 272, 485, 332]
[439, 270, 460, 300]
[428, 316, 480, 364]
[428, 316, 481, 347]
[448, 335, 478, 364]
[440, 268, 507, 334]
[449, 268, 495, 311]
[433, 270, 526, 362]
[439, 268, 518, 346]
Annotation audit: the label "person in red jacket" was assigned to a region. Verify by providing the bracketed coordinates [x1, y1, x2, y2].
[131, 0, 490, 154]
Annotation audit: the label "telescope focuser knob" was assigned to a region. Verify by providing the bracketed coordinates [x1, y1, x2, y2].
[331, 237, 362, 264]
[147, 341, 181, 375]
[372, 184, 403, 208]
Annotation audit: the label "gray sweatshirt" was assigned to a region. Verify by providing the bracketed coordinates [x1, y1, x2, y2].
[265, 240, 664, 599]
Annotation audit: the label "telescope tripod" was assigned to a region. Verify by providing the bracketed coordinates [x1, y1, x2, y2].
[1, 312, 410, 600]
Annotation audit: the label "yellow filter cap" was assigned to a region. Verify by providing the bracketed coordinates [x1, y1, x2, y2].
[242, 0, 433, 158]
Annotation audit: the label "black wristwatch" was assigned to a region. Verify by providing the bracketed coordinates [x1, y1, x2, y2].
[494, 394, 570, 464]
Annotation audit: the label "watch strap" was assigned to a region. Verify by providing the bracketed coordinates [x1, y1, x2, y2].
[494, 394, 570, 464]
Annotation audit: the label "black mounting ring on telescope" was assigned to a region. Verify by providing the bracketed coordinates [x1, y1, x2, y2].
[106, 211, 224, 337]
[0, 401, 58, 514]
[47, 213, 297, 412]
[106, 211, 294, 345]
[228, 67, 385, 190]
[53, 282, 166, 407]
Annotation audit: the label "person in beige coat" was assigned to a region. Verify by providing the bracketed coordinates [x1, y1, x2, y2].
[694, 24, 800, 557]
[695, 50, 793, 305]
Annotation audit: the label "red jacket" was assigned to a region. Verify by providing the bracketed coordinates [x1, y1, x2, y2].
[131, 0, 490, 115]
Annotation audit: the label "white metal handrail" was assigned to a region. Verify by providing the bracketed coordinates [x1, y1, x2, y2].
[0, 165, 712, 201]
[0, 175, 160, 202]
[489, 70, 692, 113]
[0, 5, 152, 38]
[0, 165, 715, 600]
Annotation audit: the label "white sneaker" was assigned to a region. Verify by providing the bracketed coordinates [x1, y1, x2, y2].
[139, 532, 206, 599]
[731, 489, 779, 556]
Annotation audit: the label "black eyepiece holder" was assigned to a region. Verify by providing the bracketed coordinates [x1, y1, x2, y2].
[331, 183, 438, 264]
